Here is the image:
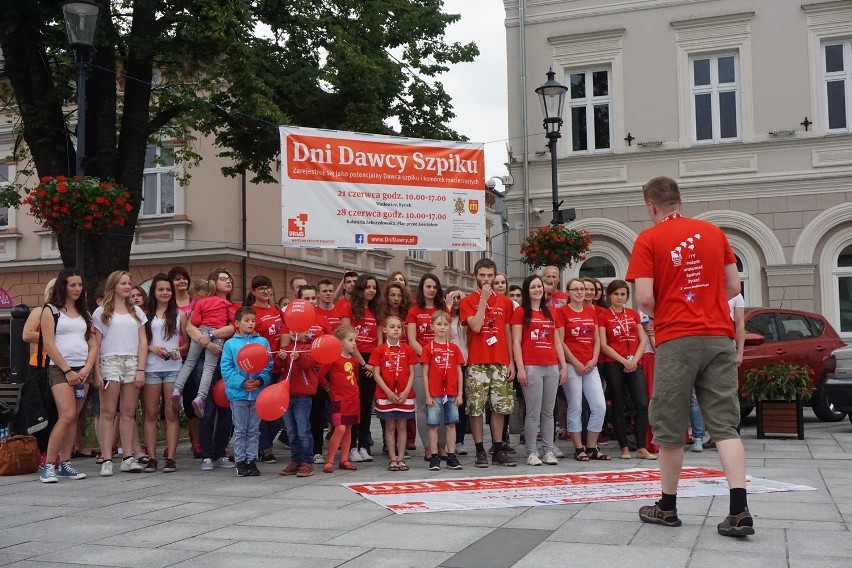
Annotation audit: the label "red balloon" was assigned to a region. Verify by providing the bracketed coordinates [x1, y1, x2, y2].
[256, 381, 291, 420]
[311, 334, 342, 365]
[284, 299, 315, 333]
[237, 343, 269, 374]
[212, 380, 230, 408]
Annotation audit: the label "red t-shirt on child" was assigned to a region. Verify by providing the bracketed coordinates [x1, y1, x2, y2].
[420, 340, 465, 397]
[320, 356, 360, 401]
[190, 296, 236, 329]
[560, 304, 598, 365]
[510, 306, 561, 366]
[369, 342, 418, 412]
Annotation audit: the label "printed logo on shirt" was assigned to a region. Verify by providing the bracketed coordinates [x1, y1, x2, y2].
[670, 233, 701, 267]
[344, 361, 356, 385]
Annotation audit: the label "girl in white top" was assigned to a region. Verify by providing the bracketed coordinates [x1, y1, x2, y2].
[38, 269, 97, 483]
[142, 274, 188, 473]
[92, 270, 148, 476]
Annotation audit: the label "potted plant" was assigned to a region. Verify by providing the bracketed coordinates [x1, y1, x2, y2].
[520, 224, 591, 270]
[741, 363, 814, 439]
[22, 176, 133, 234]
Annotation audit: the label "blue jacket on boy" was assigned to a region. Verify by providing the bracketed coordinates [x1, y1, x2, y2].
[221, 334, 273, 401]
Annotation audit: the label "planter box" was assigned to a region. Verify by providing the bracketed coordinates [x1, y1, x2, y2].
[756, 398, 804, 440]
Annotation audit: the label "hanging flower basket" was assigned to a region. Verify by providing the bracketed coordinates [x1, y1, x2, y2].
[520, 224, 591, 269]
[22, 176, 134, 234]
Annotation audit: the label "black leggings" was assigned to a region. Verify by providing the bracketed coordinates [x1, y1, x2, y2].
[352, 353, 376, 451]
[310, 388, 329, 455]
[600, 361, 649, 450]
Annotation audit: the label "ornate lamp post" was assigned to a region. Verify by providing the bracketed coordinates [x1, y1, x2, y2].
[61, 0, 102, 270]
[535, 69, 574, 225]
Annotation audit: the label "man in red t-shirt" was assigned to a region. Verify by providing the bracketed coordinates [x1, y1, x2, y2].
[542, 265, 568, 309]
[459, 258, 517, 468]
[626, 176, 752, 537]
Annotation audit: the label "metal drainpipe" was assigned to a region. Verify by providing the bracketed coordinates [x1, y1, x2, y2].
[519, 0, 530, 276]
[241, 171, 247, 298]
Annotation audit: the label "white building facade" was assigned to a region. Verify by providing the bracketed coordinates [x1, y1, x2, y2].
[503, 0, 852, 341]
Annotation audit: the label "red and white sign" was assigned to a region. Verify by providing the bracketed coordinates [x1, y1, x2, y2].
[0, 287, 11, 309]
[279, 126, 486, 250]
[343, 467, 814, 514]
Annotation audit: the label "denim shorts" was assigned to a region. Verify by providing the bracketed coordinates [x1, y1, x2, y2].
[426, 396, 460, 426]
[100, 355, 139, 384]
[145, 370, 179, 385]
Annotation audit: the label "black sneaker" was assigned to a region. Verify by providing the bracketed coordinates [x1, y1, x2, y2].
[260, 452, 277, 464]
[445, 453, 463, 470]
[474, 450, 489, 468]
[248, 460, 260, 476]
[428, 454, 441, 471]
[235, 461, 249, 477]
[162, 458, 177, 473]
[492, 450, 517, 466]
[501, 442, 516, 454]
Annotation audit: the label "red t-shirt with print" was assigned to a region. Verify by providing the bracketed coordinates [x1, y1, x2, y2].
[626, 215, 736, 345]
[253, 304, 285, 371]
[420, 340, 465, 397]
[560, 304, 598, 364]
[319, 356, 360, 400]
[547, 290, 569, 309]
[460, 290, 513, 366]
[368, 342, 418, 398]
[337, 300, 380, 354]
[598, 307, 642, 362]
[510, 306, 562, 366]
[316, 304, 341, 332]
[405, 305, 443, 347]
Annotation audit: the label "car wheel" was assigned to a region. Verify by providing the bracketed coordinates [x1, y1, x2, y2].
[811, 385, 848, 422]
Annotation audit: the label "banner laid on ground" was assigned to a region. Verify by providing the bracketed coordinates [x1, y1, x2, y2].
[343, 467, 815, 514]
[279, 126, 486, 250]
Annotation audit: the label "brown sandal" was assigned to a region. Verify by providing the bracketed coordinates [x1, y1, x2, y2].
[586, 447, 611, 461]
[339, 461, 358, 471]
[388, 461, 400, 471]
[574, 448, 589, 462]
[398, 460, 410, 471]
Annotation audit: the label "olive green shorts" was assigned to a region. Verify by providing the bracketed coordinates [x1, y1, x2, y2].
[650, 336, 740, 447]
[465, 364, 515, 416]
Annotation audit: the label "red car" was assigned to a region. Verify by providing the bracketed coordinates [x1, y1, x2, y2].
[741, 308, 847, 421]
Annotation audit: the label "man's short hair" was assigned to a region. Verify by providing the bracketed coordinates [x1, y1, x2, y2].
[473, 257, 497, 275]
[289, 275, 307, 288]
[318, 278, 334, 288]
[643, 176, 682, 209]
[343, 271, 358, 280]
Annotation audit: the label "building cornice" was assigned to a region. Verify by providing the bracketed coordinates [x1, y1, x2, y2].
[801, 1, 852, 15]
[670, 11, 755, 30]
[505, 0, 717, 27]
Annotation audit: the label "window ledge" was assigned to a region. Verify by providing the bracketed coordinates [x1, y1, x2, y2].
[137, 217, 191, 229]
[0, 230, 21, 239]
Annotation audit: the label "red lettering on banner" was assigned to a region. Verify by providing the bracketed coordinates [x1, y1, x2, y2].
[367, 234, 418, 246]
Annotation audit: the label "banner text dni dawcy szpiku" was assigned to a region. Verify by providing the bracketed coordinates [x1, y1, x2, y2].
[280, 126, 486, 250]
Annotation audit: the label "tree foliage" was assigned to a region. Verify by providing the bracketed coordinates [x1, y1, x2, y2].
[0, 0, 477, 286]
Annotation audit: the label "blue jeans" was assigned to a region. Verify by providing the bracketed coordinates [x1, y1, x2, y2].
[690, 389, 705, 440]
[231, 399, 261, 464]
[283, 396, 314, 463]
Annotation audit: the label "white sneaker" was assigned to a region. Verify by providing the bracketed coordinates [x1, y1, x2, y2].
[313, 453, 324, 463]
[214, 457, 236, 469]
[120, 457, 142, 473]
[40, 463, 58, 483]
[100, 461, 114, 477]
[552, 446, 565, 458]
[200, 458, 214, 471]
[359, 447, 372, 462]
[690, 438, 704, 453]
[542, 451, 559, 465]
[526, 453, 543, 466]
[348, 448, 363, 462]
[456, 443, 468, 455]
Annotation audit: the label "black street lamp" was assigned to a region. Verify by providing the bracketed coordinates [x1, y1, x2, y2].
[61, 0, 101, 271]
[535, 69, 575, 225]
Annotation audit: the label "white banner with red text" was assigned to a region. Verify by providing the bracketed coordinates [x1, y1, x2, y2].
[343, 467, 814, 514]
[279, 126, 486, 250]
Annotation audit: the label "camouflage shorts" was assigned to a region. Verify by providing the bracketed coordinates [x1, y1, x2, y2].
[465, 364, 514, 416]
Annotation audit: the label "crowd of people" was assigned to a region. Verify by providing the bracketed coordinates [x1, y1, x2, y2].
[24, 257, 666, 482]
[21, 174, 752, 538]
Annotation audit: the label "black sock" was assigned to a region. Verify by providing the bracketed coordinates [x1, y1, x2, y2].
[729, 488, 748, 516]
[660, 492, 677, 511]
[475, 442, 485, 453]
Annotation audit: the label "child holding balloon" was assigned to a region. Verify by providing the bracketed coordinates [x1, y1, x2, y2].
[318, 325, 361, 473]
[220, 306, 272, 477]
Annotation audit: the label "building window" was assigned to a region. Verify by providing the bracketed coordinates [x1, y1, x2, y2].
[579, 256, 616, 280]
[464, 252, 473, 273]
[691, 54, 739, 143]
[446, 251, 455, 270]
[141, 146, 176, 217]
[0, 163, 9, 228]
[408, 249, 427, 262]
[824, 41, 852, 132]
[568, 69, 611, 153]
[837, 243, 852, 333]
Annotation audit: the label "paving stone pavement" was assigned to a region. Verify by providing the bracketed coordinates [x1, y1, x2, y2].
[1, 409, 850, 567]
